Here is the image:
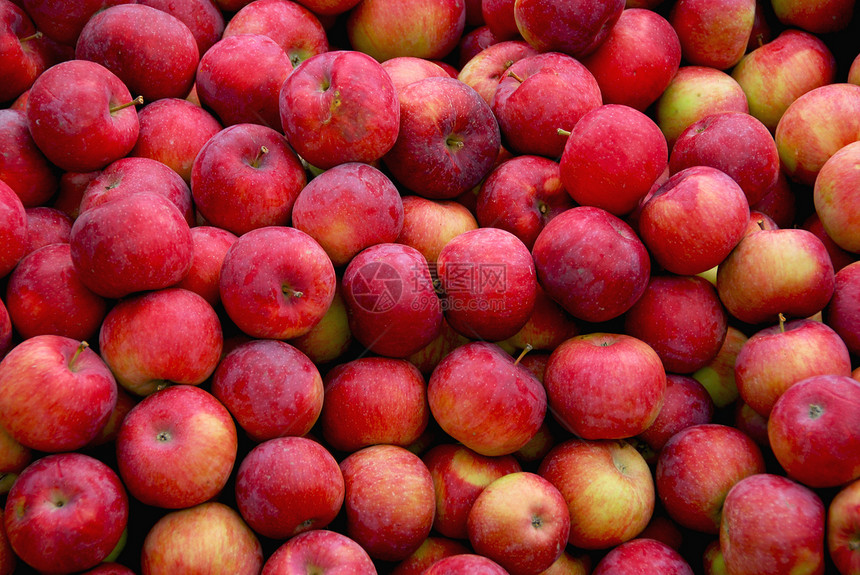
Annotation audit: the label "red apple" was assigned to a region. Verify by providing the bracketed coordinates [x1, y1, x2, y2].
[222, 0, 328, 68]
[669, 0, 755, 70]
[538, 438, 655, 549]
[141, 502, 263, 575]
[347, 0, 466, 62]
[656, 424, 765, 534]
[4, 453, 128, 574]
[289, 284, 353, 365]
[482, 0, 517, 40]
[0, 417, 30, 489]
[422, 443, 522, 540]
[592, 538, 694, 575]
[320, 357, 429, 452]
[716, 228, 836, 325]
[191, 123, 307, 235]
[384, 76, 501, 200]
[397, 195, 478, 263]
[532, 206, 651, 323]
[0, 1, 53, 105]
[751, 170, 796, 229]
[467, 471, 570, 575]
[512, 0, 624, 58]
[235, 436, 344, 539]
[501, 284, 579, 353]
[428, 341, 546, 456]
[75, 4, 198, 102]
[457, 40, 538, 105]
[827, 478, 860, 575]
[0, 299, 10, 360]
[20, 0, 134, 46]
[0, 336, 116, 452]
[580, 8, 681, 112]
[692, 326, 748, 408]
[801, 212, 857, 273]
[280, 50, 400, 170]
[825, 261, 860, 356]
[382, 56, 450, 94]
[26, 59, 141, 173]
[22, 207, 72, 256]
[492, 51, 602, 159]
[130, 97, 223, 183]
[406, 316, 472, 376]
[544, 332, 666, 440]
[423, 554, 509, 574]
[339, 444, 436, 562]
[456, 25, 498, 69]
[195, 33, 291, 130]
[771, 0, 855, 33]
[0, 108, 57, 208]
[767, 374, 860, 488]
[262, 529, 376, 575]
[137, 0, 225, 56]
[5, 243, 108, 341]
[52, 170, 99, 220]
[0, 180, 27, 279]
[175, 225, 237, 308]
[390, 536, 471, 575]
[637, 374, 715, 452]
[219, 226, 337, 340]
[814, 139, 860, 254]
[341, 242, 443, 358]
[116, 385, 238, 509]
[734, 318, 852, 418]
[560, 103, 668, 216]
[720, 474, 825, 575]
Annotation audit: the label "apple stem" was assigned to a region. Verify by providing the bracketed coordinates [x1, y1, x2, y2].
[850, 539, 860, 551]
[19, 31, 43, 42]
[514, 344, 534, 366]
[250, 145, 269, 168]
[109, 95, 144, 114]
[507, 71, 525, 83]
[756, 33, 765, 48]
[557, 128, 572, 137]
[778, 313, 786, 333]
[69, 341, 89, 370]
[283, 285, 304, 299]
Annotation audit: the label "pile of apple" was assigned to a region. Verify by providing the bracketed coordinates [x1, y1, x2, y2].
[2, 0, 860, 573]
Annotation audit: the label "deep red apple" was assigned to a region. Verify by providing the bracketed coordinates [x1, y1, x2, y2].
[397, 195, 478, 263]
[457, 40, 538, 105]
[637, 374, 715, 452]
[175, 225, 238, 308]
[137, 0, 225, 56]
[512, 0, 624, 58]
[261, 529, 376, 575]
[825, 261, 860, 356]
[593, 538, 694, 575]
[0, 108, 57, 208]
[827, 478, 860, 575]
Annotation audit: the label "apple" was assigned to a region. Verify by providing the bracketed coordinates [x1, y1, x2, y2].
[654, 65, 748, 149]
[4, 453, 128, 574]
[26, 59, 141, 173]
[390, 536, 471, 575]
[457, 25, 498, 69]
[175, 225, 238, 308]
[130, 97, 223, 183]
[544, 332, 666, 440]
[280, 50, 400, 170]
[814, 139, 860, 253]
[291, 162, 404, 267]
[467, 471, 570, 575]
[5, 243, 107, 341]
[731, 29, 836, 131]
[801, 212, 857, 273]
[539, 550, 591, 575]
[262, 529, 376, 575]
[80, 156, 195, 226]
[482, 0, 517, 40]
[702, 539, 727, 575]
[532, 206, 651, 323]
[580, 8, 681, 112]
[592, 538, 694, 575]
[656, 424, 765, 534]
[692, 325, 748, 408]
[339, 444, 436, 562]
[406, 317, 472, 376]
[716, 228, 836, 325]
[397, 195, 479, 263]
[0, 335, 117, 452]
[22, 207, 72, 256]
[457, 40, 538, 105]
[0, 180, 27, 279]
[383, 76, 501, 200]
[435, 227, 537, 341]
[52, 170, 99, 221]
[141, 502, 263, 575]
[0, 299, 10, 360]
[423, 554, 510, 574]
[669, 0, 755, 70]
[191, 123, 307, 235]
[382, 56, 451, 94]
[195, 33, 291, 130]
[347, 0, 466, 62]
[751, 170, 796, 229]
[734, 318, 852, 418]
[720, 474, 826, 575]
[767, 374, 860, 488]
[137, 0, 225, 56]
[219, 225, 337, 340]
[422, 443, 522, 540]
[771, 0, 855, 33]
[623, 274, 728, 374]
[560, 104, 668, 217]
[512, 0, 624, 58]
[70, 191, 193, 299]
[20, 0, 134, 46]
[825, 261, 860, 356]
[320, 357, 428, 452]
[669, 112, 779, 206]
[222, 0, 329, 69]
[235, 436, 344, 539]
[637, 374, 715, 452]
[116, 385, 238, 509]
[428, 341, 546, 456]
[81, 564, 135, 575]
[292, 0, 362, 15]
[0, 423, 31, 493]
[0, 1, 53, 105]
[538, 438, 655, 549]
[289, 284, 353, 365]
[0, 109, 57, 208]
[211, 339, 323, 442]
[341, 242, 442, 358]
[85, 386, 136, 448]
[827, 478, 860, 575]
[76, 4, 198, 102]
[501, 284, 579, 353]
[491, 51, 603, 159]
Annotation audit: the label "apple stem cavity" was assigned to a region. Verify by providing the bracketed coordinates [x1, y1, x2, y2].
[68, 341, 89, 371]
[19, 31, 43, 42]
[110, 95, 144, 115]
[250, 145, 269, 168]
[514, 344, 534, 366]
[446, 135, 464, 150]
[283, 284, 304, 299]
